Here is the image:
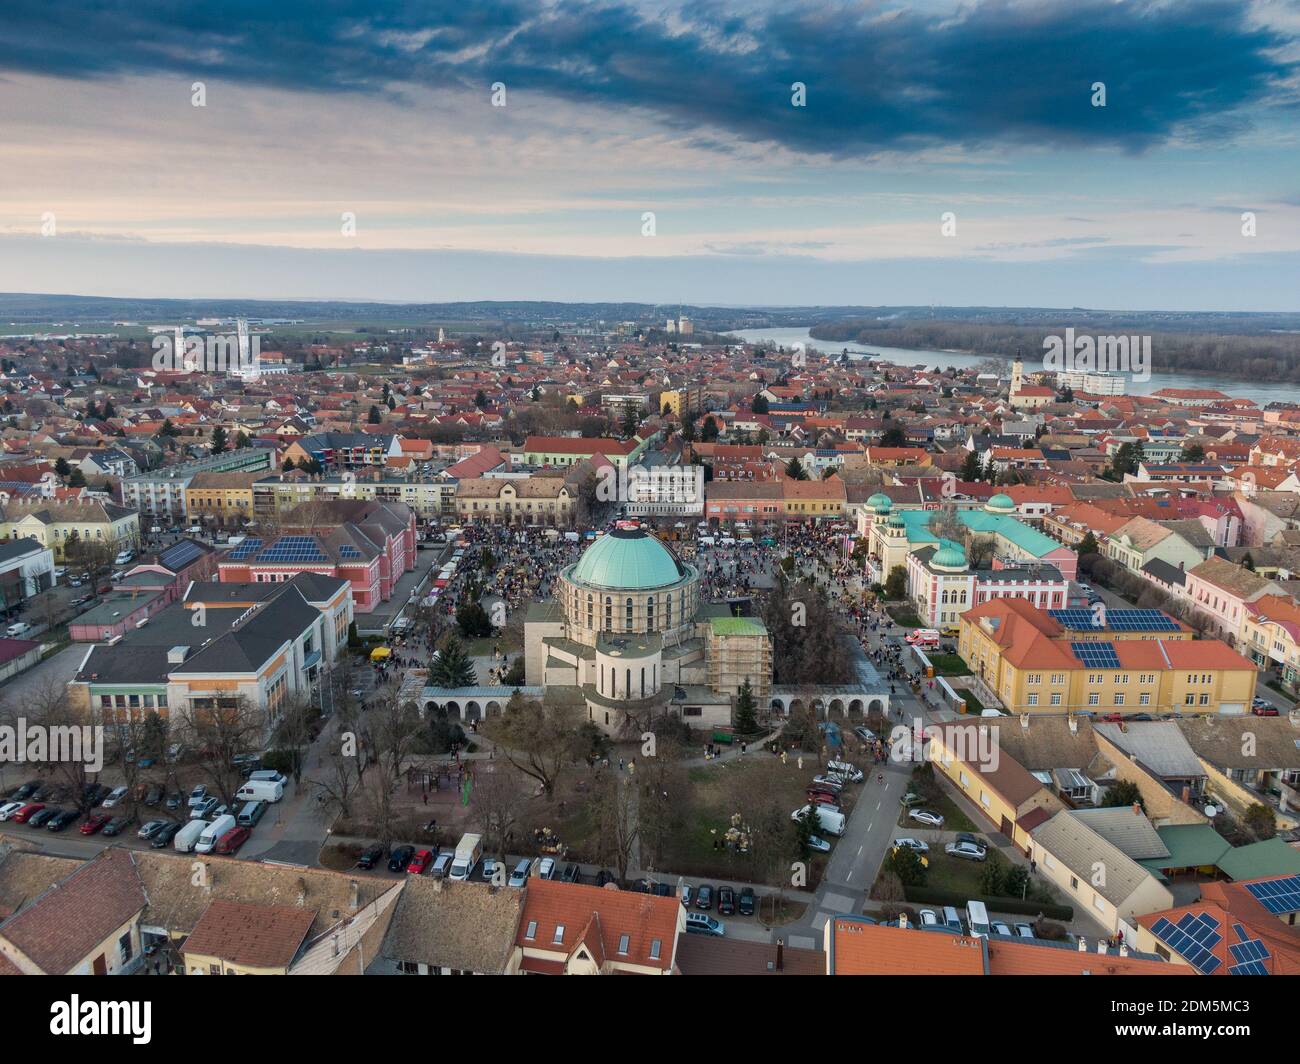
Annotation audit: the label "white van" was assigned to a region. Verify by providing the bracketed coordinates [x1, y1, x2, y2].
[449, 832, 483, 881]
[236, 779, 284, 803]
[965, 900, 991, 939]
[791, 804, 846, 837]
[174, 819, 208, 854]
[237, 800, 265, 827]
[698, 535, 716, 547]
[195, 814, 237, 854]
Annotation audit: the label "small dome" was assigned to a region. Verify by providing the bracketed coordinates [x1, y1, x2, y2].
[887, 512, 905, 529]
[932, 538, 968, 570]
[986, 493, 1015, 512]
[868, 492, 892, 514]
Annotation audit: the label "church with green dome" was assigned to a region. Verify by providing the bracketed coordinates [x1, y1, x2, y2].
[521, 528, 773, 736]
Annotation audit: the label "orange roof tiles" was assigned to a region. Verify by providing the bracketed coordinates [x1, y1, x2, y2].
[516, 880, 679, 973]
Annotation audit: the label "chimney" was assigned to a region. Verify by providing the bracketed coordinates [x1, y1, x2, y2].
[1132, 802, 1141, 816]
[1180, 784, 1190, 803]
[775, 939, 784, 972]
[1067, 715, 1078, 734]
[1119, 944, 1129, 957]
[1097, 939, 1107, 954]
[1077, 937, 1087, 952]
[898, 912, 909, 929]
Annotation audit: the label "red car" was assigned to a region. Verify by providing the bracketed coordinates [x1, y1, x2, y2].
[80, 813, 112, 835]
[1252, 705, 1280, 717]
[407, 848, 435, 875]
[213, 826, 250, 855]
[11, 803, 44, 823]
[806, 790, 841, 809]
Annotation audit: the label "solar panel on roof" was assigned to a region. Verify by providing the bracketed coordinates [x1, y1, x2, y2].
[1245, 876, 1300, 914]
[1050, 608, 1179, 632]
[1071, 641, 1120, 669]
[1150, 916, 1223, 975]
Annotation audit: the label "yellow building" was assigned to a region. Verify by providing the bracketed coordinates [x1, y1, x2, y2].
[659, 386, 702, 418]
[455, 475, 577, 526]
[958, 598, 1255, 716]
[184, 470, 261, 528]
[0, 498, 139, 561]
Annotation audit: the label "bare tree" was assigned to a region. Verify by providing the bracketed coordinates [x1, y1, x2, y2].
[593, 769, 638, 883]
[471, 764, 526, 860]
[481, 692, 584, 799]
[174, 695, 265, 807]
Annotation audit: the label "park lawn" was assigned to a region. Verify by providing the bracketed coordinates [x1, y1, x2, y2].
[887, 606, 924, 629]
[898, 791, 978, 833]
[929, 654, 971, 676]
[958, 688, 986, 714]
[922, 847, 1011, 896]
[664, 758, 828, 886]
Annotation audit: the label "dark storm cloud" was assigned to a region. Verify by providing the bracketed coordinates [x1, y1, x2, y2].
[1, 0, 1292, 154]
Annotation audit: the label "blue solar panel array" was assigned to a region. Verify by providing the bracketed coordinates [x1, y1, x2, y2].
[339, 545, 362, 559]
[1050, 608, 1180, 632]
[161, 540, 203, 570]
[259, 535, 326, 563]
[228, 538, 263, 560]
[1149, 913, 1223, 974]
[1246, 876, 1300, 915]
[1071, 641, 1121, 669]
[1227, 923, 1271, 975]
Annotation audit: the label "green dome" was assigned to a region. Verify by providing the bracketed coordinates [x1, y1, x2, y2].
[932, 538, 968, 570]
[887, 512, 905, 529]
[986, 493, 1015, 511]
[570, 530, 686, 590]
[868, 492, 892, 514]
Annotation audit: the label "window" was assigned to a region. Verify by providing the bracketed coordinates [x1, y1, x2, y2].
[1050, 693, 1062, 706]
[617, 934, 630, 955]
[552, 925, 565, 944]
[1088, 693, 1099, 706]
[1027, 694, 1038, 706]
[524, 920, 537, 941]
[1139, 693, 1150, 705]
[649, 939, 661, 961]
[1113, 694, 1124, 706]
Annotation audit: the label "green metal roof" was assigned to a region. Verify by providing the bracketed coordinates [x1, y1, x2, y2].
[709, 616, 766, 636]
[894, 507, 1063, 560]
[569, 530, 686, 590]
[1216, 837, 1300, 880]
[1139, 824, 1229, 872]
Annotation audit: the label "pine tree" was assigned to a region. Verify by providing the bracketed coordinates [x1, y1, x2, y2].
[210, 425, 228, 454]
[734, 677, 757, 734]
[430, 636, 476, 687]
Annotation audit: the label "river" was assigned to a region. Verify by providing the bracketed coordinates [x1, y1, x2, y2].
[723, 327, 1300, 408]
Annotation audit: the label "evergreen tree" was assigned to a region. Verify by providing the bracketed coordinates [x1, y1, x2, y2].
[367, 404, 382, 424]
[210, 425, 228, 454]
[784, 457, 809, 481]
[751, 393, 770, 414]
[959, 449, 982, 482]
[1078, 531, 1099, 556]
[734, 677, 758, 734]
[430, 636, 476, 687]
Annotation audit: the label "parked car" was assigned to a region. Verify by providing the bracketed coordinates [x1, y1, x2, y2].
[1014, 923, 1035, 939]
[918, 908, 940, 927]
[853, 726, 876, 742]
[190, 797, 219, 819]
[187, 785, 208, 808]
[561, 863, 582, 883]
[5, 622, 33, 637]
[738, 887, 755, 916]
[536, 857, 556, 880]
[595, 869, 617, 887]
[164, 792, 183, 811]
[83, 783, 108, 805]
[101, 785, 129, 808]
[28, 807, 58, 828]
[826, 760, 864, 782]
[717, 885, 736, 915]
[694, 884, 714, 911]
[213, 826, 250, 855]
[806, 789, 842, 809]
[10, 782, 39, 801]
[430, 852, 453, 879]
[1252, 704, 1280, 716]
[684, 913, 725, 937]
[508, 858, 532, 887]
[955, 831, 985, 848]
[387, 845, 415, 872]
[11, 803, 45, 823]
[991, 920, 1014, 936]
[680, 884, 692, 907]
[80, 813, 112, 835]
[102, 815, 135, 837]
[806, 834, 833, 853]
[46, 809, 79, 831]
[899, 792, 924, 808]
[945, 840, 988, 862]
[144, 785, 163, 806]
[0, 801, 25, 821]
[908, 808, 945, 828]
[407, 849, 435, 875]
[810, 775, 845, 793]
[137, 820, 168, 840]
[893, 837, 930, 854]
[356, 844, 386, 870]
[150, 822, 183, 848]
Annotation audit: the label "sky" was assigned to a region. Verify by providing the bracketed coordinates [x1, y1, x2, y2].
[0, 0, 1298, 310]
